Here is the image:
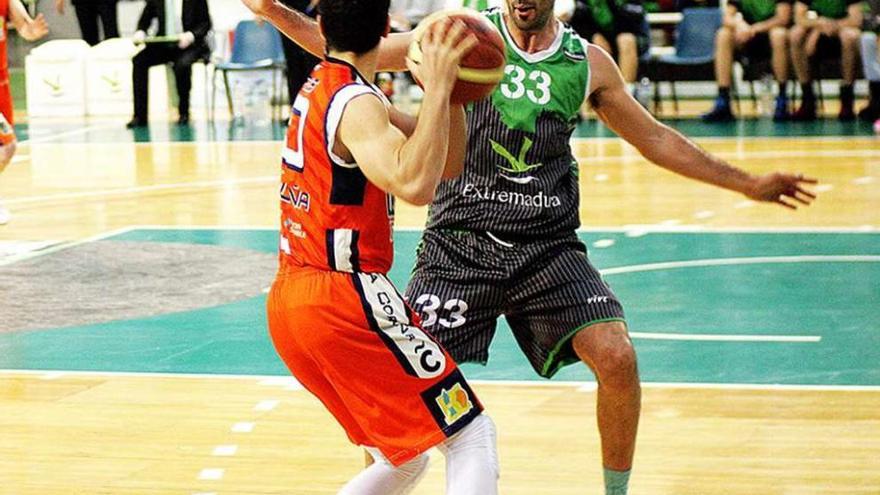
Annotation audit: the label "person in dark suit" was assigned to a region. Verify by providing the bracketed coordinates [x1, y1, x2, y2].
[126, 0, 212, 127]
[278, 0, 319, 106]
[54, 0, 119, 46]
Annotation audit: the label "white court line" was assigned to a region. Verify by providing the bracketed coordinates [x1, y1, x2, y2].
[197, 468, 224, 481]
[630, 331, 820, 343]
[581, 149, 880, 164]
[19, 123, 121, 145]
[602, 255, 880, 276]
[0, 226, 136, 267]
[121, 225, 879, 234]
[254, 400, 280, 412]
[2, 176, 276, 206]
[231, 422, 255, 433]
[212, 445, 238, 457]
[2, 369, 878, 391]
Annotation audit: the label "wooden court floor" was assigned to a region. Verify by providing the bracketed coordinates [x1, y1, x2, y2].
[0, 127, 878, 494]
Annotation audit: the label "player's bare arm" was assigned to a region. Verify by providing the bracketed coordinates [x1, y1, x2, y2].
[242, 0, 412, 71]
[587, 45, 817, 209]
[10, 0, 48, 41]
[338, 22, 475, 205]
[387, 104, 467, 180]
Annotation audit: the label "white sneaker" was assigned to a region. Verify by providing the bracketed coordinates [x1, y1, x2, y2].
[0, 201, 10, 225]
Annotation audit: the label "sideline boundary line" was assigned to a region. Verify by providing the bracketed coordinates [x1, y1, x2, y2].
[1, 369, 877, 391]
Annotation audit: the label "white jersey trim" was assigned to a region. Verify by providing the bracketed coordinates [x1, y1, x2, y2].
[581, 39, 594, 101]
[498, 15, 565, 64]
[325, 84, 382, 169]
[332, 228, 354, 272]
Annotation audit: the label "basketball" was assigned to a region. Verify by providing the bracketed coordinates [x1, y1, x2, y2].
[407, 9, 507, 104]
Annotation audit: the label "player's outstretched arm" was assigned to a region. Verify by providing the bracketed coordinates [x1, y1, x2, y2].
[243, 0, 412, 71]
[587, 46, 817, 209]
[338, 21, 476, 205]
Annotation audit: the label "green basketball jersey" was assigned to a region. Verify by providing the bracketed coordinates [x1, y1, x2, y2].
[426, 7, 591, 239]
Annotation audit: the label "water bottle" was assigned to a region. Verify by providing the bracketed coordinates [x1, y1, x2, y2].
[760, 74, 774, 118]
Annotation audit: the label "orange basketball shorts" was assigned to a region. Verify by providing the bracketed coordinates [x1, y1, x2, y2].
[266, 266, 483, 466]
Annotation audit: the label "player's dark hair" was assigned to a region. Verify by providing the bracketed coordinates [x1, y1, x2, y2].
[318, 0, 391, 55]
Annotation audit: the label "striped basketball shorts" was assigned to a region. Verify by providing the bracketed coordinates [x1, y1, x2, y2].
[267, 266, 483, 466]
[405, 229, 626, 378]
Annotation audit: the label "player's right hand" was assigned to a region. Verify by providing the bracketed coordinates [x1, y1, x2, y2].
[132, 30, 146, 44]
[407, 20, 477, 97]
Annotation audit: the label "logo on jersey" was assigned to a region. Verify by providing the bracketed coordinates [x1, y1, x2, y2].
[279, 183, 311, 212]
[564, 49, 586, 62]
[302, 76, 319, 94]
[434, 382, 474, 426]
[491, 137, 542, 184]
[462, 183, 562, 209]
[420, 369, 481, 431]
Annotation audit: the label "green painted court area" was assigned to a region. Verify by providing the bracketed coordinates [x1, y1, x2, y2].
[1, 228, 878, 386]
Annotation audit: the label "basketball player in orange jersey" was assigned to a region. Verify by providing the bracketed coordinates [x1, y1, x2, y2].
[265, 1, 499, 493]
[0, 0, 48, 224]
[245, 1, 817, 494]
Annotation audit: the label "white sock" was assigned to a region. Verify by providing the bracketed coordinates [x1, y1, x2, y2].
[437, 414, 499, 495]
[337, 448, 429, 495]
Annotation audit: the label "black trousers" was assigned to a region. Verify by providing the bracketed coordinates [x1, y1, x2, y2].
[132, 43, 207, 120]
[280, 35, 319, 104]
[277, 1, 318, 103]
[72, 0, 119, 46]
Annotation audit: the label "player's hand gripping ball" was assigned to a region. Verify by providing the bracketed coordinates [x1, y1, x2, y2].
[407, 9, 506, 104]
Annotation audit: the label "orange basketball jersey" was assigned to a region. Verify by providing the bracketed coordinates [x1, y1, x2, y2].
[278, 58, 394, 273]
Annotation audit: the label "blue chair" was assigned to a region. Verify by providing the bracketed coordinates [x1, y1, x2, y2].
[212, 20, 285, 120]
[652, 8, 722, 114]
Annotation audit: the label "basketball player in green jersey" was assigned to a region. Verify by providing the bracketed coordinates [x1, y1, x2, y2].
[240, 1, 818, 493]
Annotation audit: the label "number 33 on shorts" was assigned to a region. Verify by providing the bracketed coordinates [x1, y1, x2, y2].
[412, 294, 469, 329]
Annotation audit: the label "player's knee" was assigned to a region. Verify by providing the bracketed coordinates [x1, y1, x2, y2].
[770, 27, 788, 47]
[716, 26, 733, 46]
[789, 26, 806, 44]
[573, 323, 638, 388]
[440, 414, 499, 475]
[840, 27, 860, 47]
[599, 343, 638, 387]
[394, 452, 430, 482]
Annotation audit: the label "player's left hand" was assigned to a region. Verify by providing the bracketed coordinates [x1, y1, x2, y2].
[746, 172, 818, 209]
[178, 31, 196, 49]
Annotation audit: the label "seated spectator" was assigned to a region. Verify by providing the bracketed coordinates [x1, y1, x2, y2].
[702, 0, 792, 121]
[568, 0, 649, 97]
[858, 0, 880, 120]
[788, 0, 862, 120]
[126, 0, 212, 128]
